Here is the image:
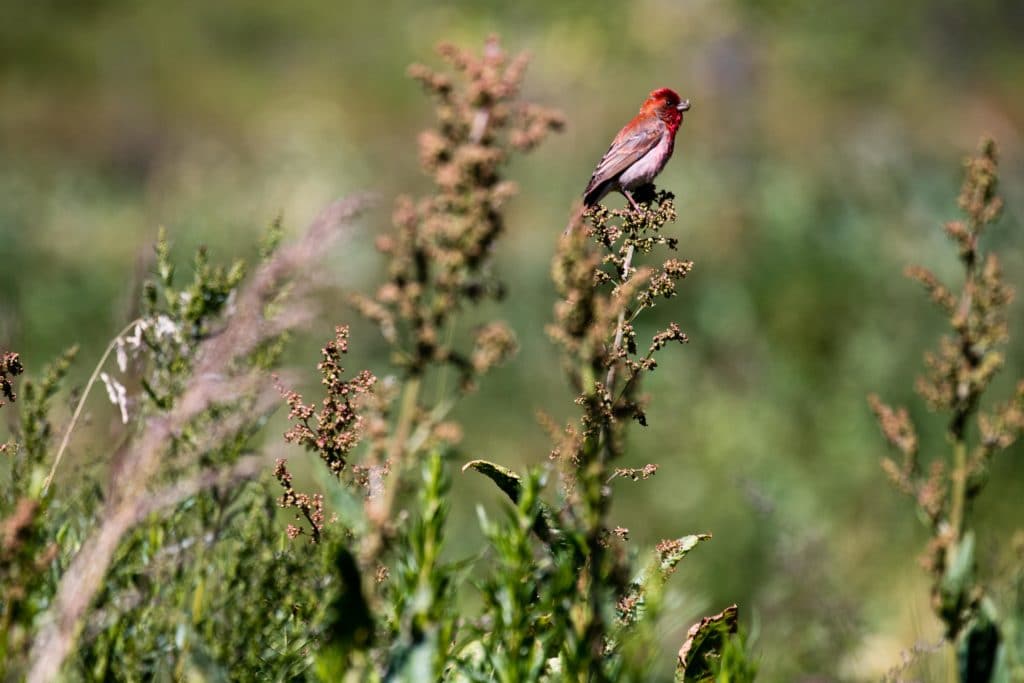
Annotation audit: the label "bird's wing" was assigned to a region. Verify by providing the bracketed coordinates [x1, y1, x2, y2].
[583, 121, 665, 202]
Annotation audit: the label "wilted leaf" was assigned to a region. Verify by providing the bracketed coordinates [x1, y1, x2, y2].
[676, 604, 739, 682]
[658, 534, 712, 575]
[615, 534, 712, 633]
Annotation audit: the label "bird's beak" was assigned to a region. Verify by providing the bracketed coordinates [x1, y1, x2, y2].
[677, 99, 691, 112]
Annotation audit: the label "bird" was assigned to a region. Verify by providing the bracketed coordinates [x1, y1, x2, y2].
[581, 88, 690, 214]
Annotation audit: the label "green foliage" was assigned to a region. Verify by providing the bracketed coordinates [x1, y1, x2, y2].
[54, 228, 330, 680]
[467, 469, 581, 682]
[140, 227, 248, 407]
[79, 485, 325, 680]
[4, 4, 1024, 676]
[381, 452, 459, 682]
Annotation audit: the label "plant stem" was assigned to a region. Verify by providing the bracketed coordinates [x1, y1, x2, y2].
[945, 238, 977, 582]
[605, 243, 635, 390]
[949, 438, 967, 546]
[576, 238, 639, 683]
[362, 374, 422, 563]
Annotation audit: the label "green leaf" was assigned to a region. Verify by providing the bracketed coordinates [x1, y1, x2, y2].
[958, 598, 1000, 683]
[317, 544, 375, 678]
[462, 459, 523, 501]
[940, 531, 976, 628]
[462, 459, 560, 546]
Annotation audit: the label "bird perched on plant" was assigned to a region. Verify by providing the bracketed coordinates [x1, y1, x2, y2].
[581, 88, 690, 214]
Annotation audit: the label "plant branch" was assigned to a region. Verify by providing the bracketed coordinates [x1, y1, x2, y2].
[605, 243, 636, 390]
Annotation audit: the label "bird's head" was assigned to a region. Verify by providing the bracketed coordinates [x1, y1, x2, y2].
[642, 88, 691, 130]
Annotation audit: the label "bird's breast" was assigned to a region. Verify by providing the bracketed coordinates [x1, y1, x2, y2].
[618, 133, 673, 190]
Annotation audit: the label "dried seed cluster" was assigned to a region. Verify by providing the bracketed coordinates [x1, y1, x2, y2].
[870, 138, 1022, 640]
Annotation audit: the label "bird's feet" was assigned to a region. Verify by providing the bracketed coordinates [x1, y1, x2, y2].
[623, 184, 659, 214]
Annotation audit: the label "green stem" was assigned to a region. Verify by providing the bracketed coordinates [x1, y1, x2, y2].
[415, 452, 444, 602]
[434, 314, 458, 404]
[362, 374, 422, 563]
[393, 376, 423, 466]
[949, 439, 967, 546]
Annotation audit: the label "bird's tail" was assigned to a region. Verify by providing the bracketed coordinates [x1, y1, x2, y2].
[582, 178, 611, 210]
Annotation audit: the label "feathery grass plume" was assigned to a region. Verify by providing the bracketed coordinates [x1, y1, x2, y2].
[870, 137, 1024, 679]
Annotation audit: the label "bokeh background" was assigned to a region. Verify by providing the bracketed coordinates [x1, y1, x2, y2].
[3, 1, 1024, 679]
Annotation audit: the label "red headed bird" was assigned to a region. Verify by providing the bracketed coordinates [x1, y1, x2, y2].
[581, 88, 690, 213]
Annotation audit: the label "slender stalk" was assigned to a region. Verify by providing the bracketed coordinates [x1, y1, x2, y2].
[434, 315, 459, 404]
[948, 439, 968, 546]
[360, 99, 488, 563]
[43, 317, 142, 494]
[604, 243, 636, 390]
[362, 374, 422, 563]
[945, 434, 970, 678]
[945, 240, 977, 580]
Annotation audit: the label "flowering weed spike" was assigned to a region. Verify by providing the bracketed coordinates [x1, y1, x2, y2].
[871, 137, 1021, 676]
[277, 326, 377, 479]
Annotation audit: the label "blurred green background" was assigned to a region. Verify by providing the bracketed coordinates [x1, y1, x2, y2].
[2, 1, 1023, 679]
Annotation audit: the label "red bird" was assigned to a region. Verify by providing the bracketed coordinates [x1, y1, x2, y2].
[582, 88, 690, 212]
